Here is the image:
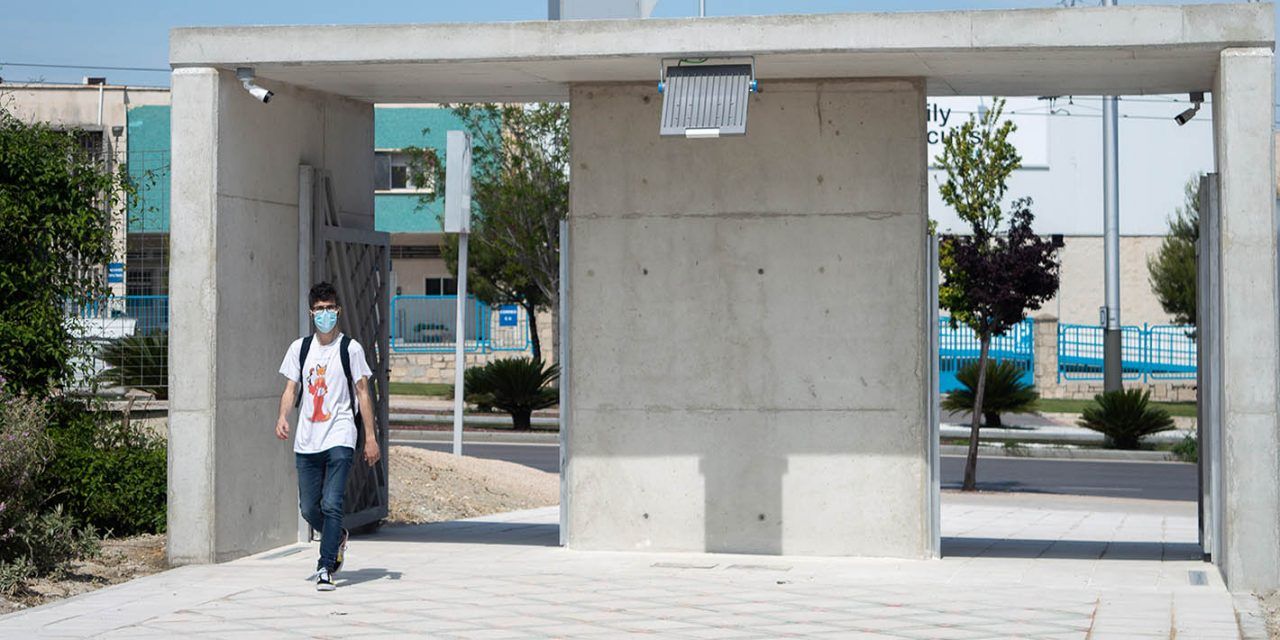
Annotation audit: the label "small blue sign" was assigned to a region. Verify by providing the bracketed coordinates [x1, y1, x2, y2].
[107, 262, 125, 284]
[498, 305, 519, 327]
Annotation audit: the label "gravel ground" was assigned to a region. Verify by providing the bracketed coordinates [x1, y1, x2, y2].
[386, 445, 559, 525]
[0, 534, 167, 616]
[1257, 590, 1280, 639]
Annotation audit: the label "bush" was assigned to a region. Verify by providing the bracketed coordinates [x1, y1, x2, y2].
[464, 358, 559, 430]
[1172, 432, 1198, 463]
[35, 400, 167, 536]
[95, 331, 168, 400]
[1078, 388, 1175, 449]
[942, 360, 1039, 428]
[0, 388, 98, 595]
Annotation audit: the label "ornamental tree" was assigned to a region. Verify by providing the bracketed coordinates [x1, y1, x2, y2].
[1147, 175, 1201, 330]
[936, 98, 1061, 491]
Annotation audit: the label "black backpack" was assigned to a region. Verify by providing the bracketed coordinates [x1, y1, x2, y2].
[294, 335, 365, 450]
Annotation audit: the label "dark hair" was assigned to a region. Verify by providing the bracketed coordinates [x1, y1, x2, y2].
[309, 282, 339, 309]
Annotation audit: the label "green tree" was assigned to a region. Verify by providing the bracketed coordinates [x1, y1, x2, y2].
[936, 98, 1061, 491]
[407, 104, 569, 362]
[0, 103, 128, 395]
[1147, 175, 1201, 328]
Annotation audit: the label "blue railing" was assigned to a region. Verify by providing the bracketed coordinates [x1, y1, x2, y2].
[1058, 323, 1196, 383]
[939, 317, 1034, 393]
[390, 295, 531, 354]
[74, 295, 169, 334]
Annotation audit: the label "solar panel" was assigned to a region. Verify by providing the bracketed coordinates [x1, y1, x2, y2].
[659, 63, 754, 138]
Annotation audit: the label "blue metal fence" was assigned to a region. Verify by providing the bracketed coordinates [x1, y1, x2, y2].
[390, 295, 531, 354]
[938, 317, 1034, 393]
[1058, 322, 1196, 383]
[74, 295, 169, 333]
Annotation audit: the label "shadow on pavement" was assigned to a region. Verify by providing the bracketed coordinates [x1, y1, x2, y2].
[336, 568, 403, 587]
[369, 521, 560, 547]
[943, 537, 1203, 561]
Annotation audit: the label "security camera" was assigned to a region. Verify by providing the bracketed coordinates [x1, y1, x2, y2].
[235, 67, 273, 104]
[1174, 91, 1204, 126]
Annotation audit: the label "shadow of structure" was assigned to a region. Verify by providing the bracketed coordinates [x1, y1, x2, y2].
[942, 537, 1203, 561]
[368, 520, 560, 547]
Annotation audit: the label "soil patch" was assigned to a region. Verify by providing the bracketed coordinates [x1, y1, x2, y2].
[1257, 589, 1280, 639]
[387, 445, 558, 524]
[0, 534, 167, 616]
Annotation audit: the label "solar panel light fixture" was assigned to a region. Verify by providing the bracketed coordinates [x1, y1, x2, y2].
[658, 57, 758, 138]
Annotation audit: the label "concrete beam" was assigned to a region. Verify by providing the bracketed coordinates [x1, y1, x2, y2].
[168, 4, 1273, 102]
[1213, 47, 1280, 592]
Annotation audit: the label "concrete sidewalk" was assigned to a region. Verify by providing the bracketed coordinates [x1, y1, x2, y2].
[0, 494, 1256, 639]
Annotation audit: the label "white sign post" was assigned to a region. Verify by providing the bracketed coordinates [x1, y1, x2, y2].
[444, 131, 473, 456]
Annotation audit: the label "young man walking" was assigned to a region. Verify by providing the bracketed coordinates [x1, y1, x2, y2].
[276, 282, 381, 591]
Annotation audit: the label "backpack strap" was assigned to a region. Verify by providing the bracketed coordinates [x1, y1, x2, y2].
[340, 335, 365, 450]
[293, 335, 314, 408]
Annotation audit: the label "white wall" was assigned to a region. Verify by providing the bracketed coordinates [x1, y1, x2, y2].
[566, 79, 930, 558]
[929, 95, 1214, 236]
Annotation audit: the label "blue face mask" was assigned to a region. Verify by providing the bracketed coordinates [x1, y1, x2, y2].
[314, 309, 339, 333]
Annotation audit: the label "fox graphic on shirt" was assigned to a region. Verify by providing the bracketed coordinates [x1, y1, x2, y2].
[306, 365, 332, 423]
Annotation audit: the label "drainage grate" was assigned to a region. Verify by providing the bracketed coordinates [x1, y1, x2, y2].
[727, 564, 792, 572]
[652, 562, 718, 570]
[1188, 570, 1209, 586]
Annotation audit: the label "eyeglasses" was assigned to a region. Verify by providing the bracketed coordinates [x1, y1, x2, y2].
[310, 305, 340, 313]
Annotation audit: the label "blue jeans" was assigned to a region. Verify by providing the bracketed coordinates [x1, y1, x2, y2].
[296, 446, 353, 572]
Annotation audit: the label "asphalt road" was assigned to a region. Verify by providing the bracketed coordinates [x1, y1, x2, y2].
[397, 441, 1199, 502]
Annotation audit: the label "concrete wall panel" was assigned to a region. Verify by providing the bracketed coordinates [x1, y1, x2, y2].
[169, 66, 375, 564]
[566, 79, 928, 558]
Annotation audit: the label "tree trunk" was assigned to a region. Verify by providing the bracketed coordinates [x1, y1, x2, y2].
[984, 412, 1002, 429]
[962, 336, 991, 491]
[511, 409, 533, 431]
[524, 300, 542, 363]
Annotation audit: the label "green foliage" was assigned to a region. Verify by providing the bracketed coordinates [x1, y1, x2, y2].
[35, 400, 167, 536]
[0, 104, 131, 396]
[1147, 175, 1202, 328]
[942, 360, 1039, 428]
[94, 331, 168, 400]
[0, 387, 98, 595]
[1077, 389, 1176, 449]
[464, 358, 559, 430]
[934, 98, 1061, 491]
[406, 104, 569, 362]
[1171, 432, 1198, 463]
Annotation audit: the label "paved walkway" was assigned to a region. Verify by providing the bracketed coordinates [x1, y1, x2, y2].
[1, 494, 1260, 639]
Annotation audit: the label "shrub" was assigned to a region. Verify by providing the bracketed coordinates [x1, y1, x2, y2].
[942, 360, 1039, 428]
[1172, 432, 1199, 463]
[0, 388, 99, 595]
[1078, 388, 1175, 449]
[95, 331, 168, 400]
[35, 400, 167, 536]
[465, 358, 559, 430]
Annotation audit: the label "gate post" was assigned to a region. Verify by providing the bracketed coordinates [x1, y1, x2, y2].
[1032, 314, 1059, 398]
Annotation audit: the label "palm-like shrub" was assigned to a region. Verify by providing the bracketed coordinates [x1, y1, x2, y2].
[95, 331, 167, 400]
[1077, 388, 1174, 449]
[465, 358, 558, 430]
[943, 360, 1038, 428]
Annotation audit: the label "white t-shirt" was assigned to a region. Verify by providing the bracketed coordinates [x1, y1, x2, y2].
[279, 334, 373, 454]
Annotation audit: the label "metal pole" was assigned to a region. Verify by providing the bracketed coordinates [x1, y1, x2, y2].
[452, 232, 469, 455]
[1101, 0, 1122, 393]
[699, 0, 705, 17]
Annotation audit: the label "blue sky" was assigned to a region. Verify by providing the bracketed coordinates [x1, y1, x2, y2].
[1, 0, 1271, 104]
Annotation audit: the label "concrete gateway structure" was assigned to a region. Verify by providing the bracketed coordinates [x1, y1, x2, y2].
[167, 4, 1277, 590]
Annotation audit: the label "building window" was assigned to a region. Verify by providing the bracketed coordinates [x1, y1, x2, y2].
[374, 151, 433, 193]
[425, 277, 458, 296]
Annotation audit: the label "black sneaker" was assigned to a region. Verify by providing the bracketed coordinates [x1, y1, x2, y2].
[315, 568, 335, 592]
[334, 528, 349, 573]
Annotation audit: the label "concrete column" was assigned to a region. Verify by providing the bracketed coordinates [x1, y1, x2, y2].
[565, 79, 929, 558]
[169, 67, 373, 564]
[1213, 48, 1279, 591]
[1032, 314, 1060, 399]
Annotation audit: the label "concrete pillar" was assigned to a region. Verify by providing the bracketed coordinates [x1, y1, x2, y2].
[1032, 314, 1060, 399]
[565, 79, 929, 558]
[169, 67, 373, 564]
[1213, 48, 1279, 591]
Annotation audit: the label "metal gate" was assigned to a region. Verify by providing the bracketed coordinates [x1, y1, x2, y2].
[1196, 173, 1222, 562]
[300, 165, 391, 532]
